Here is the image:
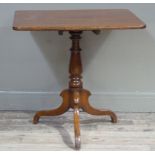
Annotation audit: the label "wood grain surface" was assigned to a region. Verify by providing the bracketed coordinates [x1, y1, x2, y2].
[13, 9, 146, 31]
[0, 111, 155, 151]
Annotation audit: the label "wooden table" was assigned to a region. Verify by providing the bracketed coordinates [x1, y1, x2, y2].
[13, 9, 146, 150]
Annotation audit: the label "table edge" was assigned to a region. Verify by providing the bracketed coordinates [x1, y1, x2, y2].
[12, 24, 146, 31]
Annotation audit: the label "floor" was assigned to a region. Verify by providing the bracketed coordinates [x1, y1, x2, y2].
[0, 111, 155, 151]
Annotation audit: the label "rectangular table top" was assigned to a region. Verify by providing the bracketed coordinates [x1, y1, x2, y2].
[13, 9, 146, 31]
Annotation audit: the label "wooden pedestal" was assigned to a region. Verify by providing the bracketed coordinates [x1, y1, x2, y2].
[33, 31, 117, 149]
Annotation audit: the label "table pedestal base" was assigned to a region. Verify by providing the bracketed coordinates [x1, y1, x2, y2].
[33, 31, 117, 150]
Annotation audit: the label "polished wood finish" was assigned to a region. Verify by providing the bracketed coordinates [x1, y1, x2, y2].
[33, 90, 70, 124]
[13, 9, 146, 31]
[32, 31, 117, 149]
[13, 9, 146, 149]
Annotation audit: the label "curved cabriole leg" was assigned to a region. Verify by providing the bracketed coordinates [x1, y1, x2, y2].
[81, 90, 117, 123]
[74, 105, 81, 150]
[33, 90, 70, 124]
[83, 104, 117, 123]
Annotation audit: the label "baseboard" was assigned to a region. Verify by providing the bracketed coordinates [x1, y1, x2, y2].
[0, 91, 155, 112]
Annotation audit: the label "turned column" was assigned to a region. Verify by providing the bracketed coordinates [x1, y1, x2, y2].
[69, 31, 83, 89]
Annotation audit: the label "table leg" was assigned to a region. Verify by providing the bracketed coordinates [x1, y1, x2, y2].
[74, 105, 81, 150]
[33, 90, 70, 124]
[80, 90, 117, 123]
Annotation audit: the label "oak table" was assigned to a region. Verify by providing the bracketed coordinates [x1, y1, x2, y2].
[13, 9, 146, 150]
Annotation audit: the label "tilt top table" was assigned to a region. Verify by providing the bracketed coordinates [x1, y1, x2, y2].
[13, 9, 146, 150]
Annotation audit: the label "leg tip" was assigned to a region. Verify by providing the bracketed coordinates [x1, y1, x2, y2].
[75, 137, 81, 150]
[33, 114, 40, 124]
[111, 116, 117, 123]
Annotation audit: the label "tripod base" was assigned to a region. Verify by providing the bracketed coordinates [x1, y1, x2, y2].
[33, 89, 117, 150]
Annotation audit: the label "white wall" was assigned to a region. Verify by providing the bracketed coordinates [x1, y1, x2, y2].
[0, 3, 155, 112]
